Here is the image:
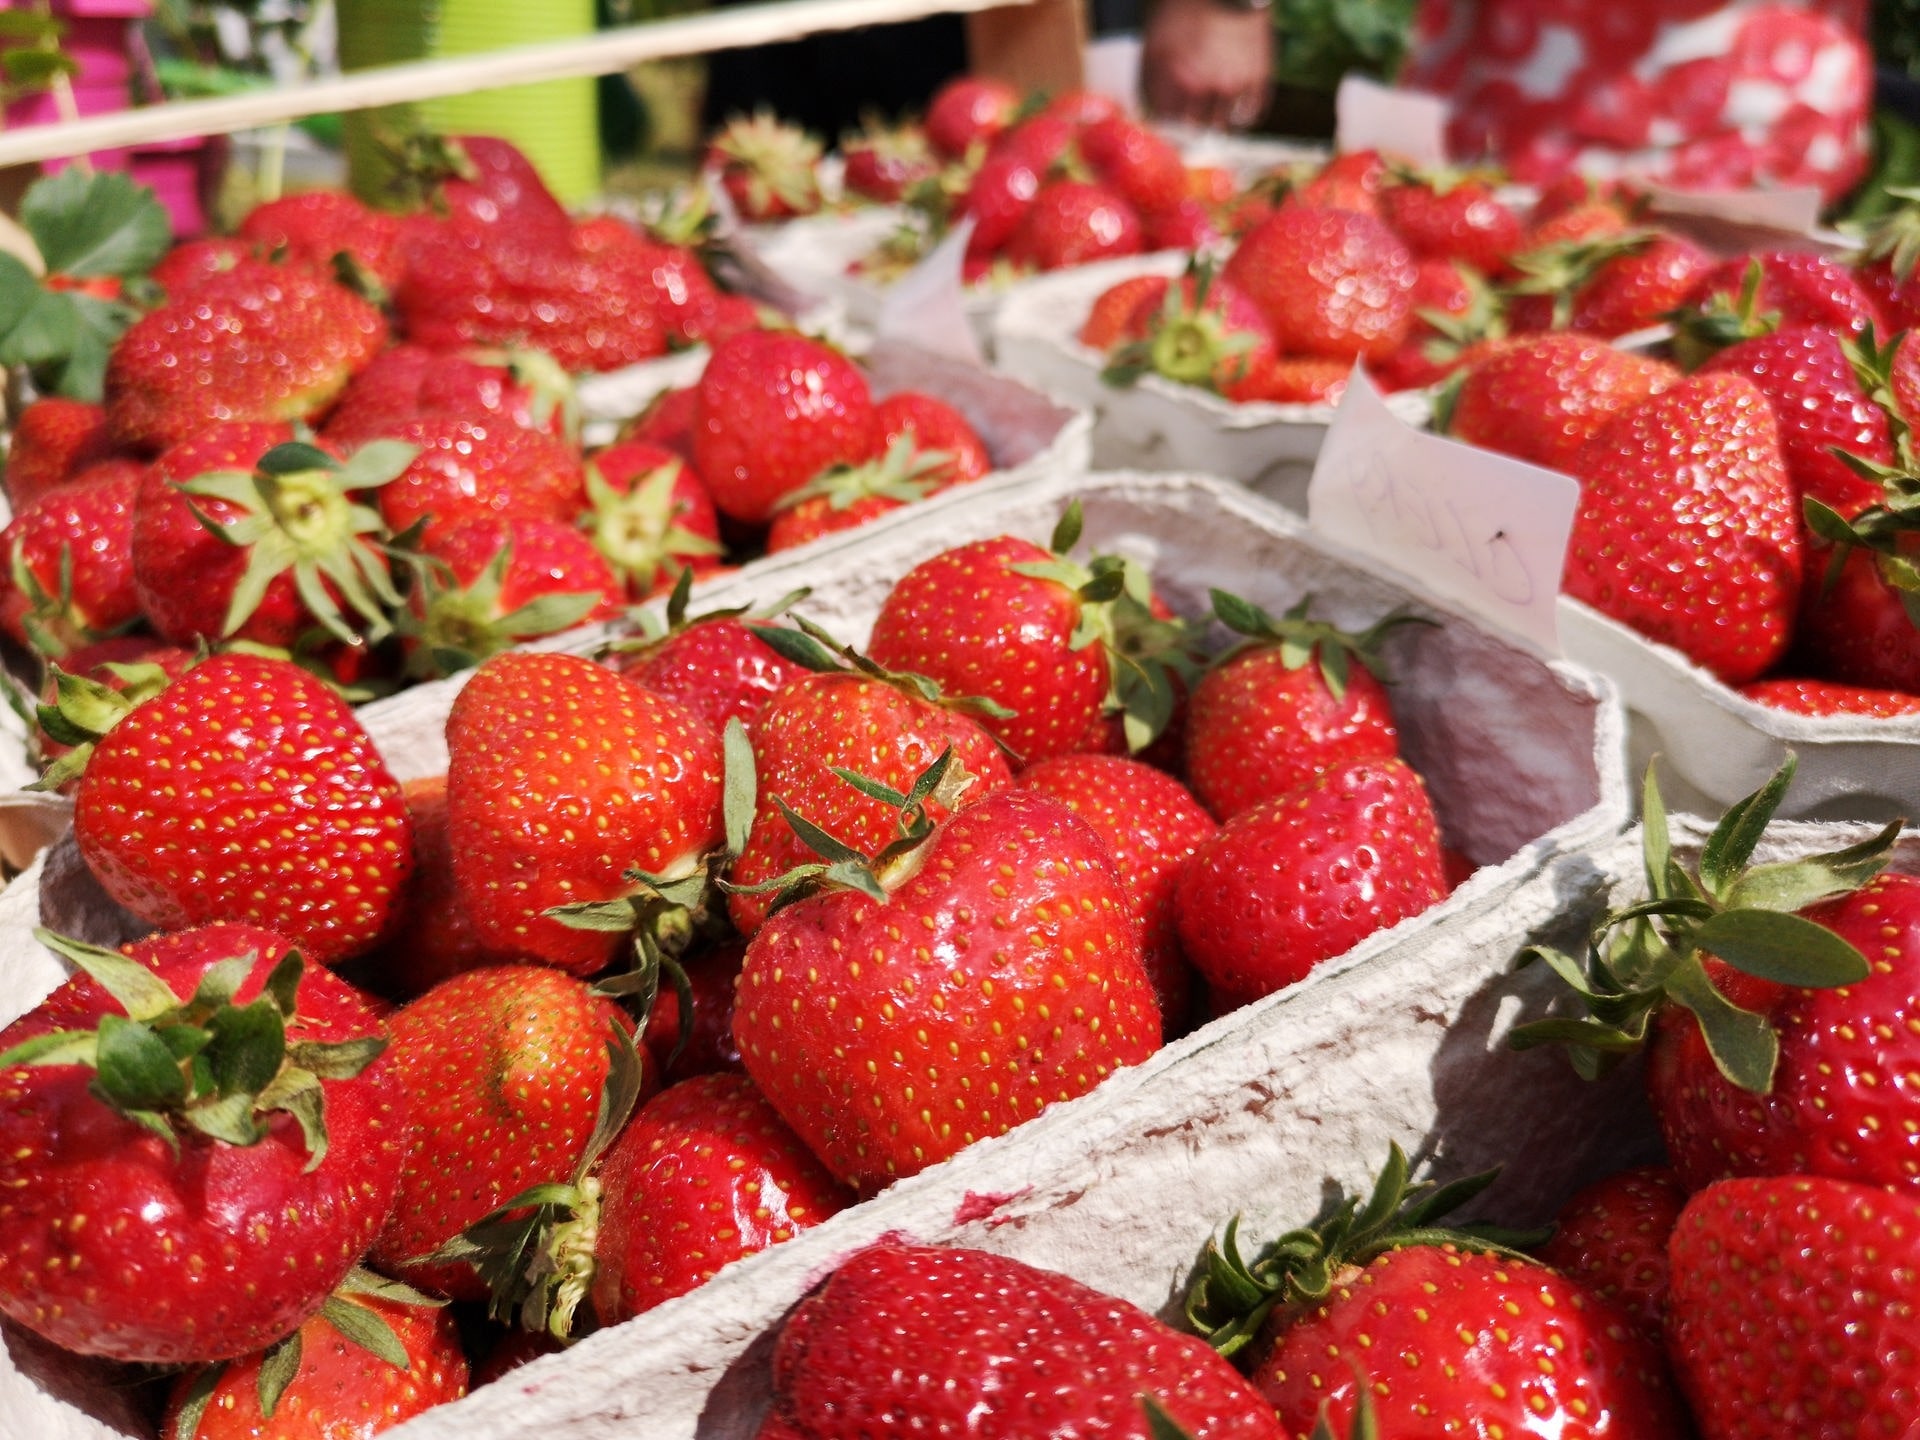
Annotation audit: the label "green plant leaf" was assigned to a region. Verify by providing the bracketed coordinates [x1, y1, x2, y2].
[1665, 956, 1778, 1093]
[1698, 755, 1797, 898]
[23, 169, 172, 279]
[1690, 908, 1872, 988]
[722, 716, 756, 857]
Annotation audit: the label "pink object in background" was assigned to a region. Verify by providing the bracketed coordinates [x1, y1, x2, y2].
[1402, 0, 1872, 202]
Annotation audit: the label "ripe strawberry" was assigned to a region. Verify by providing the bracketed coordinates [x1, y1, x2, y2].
[692, 331, 880, 525]
[1103, 265, 1277, 401]
[321, 343, 577, 450]
[766, 433, 962, 552]
[1079, 274, 1171, 351]
[1509, 232, 1717, 338]
[709, 110, 824, 221]
[925, 75, 1019, 158]
[402, 514, 620, 678]
[0, 462, 142, 658]
[1176, 756, 1447, 1008]
[104, 258, 387, 454]
[583, 439, 725, 598]
[446, 650, 725, 975]
[1666, 1175, 1920, 1438]
[57, 652, 414, 965]
[3, 396, 115, 507]
[1536, 1165, 1685, 1339]
[236, 188, 410, 294]
[1182, 593, 1410, 822]
[590, 1072, 852, 1324]
[613, 585, 811, 734]
[377, 414, 587, 538]
[760, 1241, 1283, 1439]
[959, 151, 1044, 257]
[875, 390, 990, 486]
[1284, 149, 1389, 217]
[1377, 170, 1523, 273]
[738, 787, 1160, 1192]
[149, 235, 255, 297]
[371, 964, 638, 1298]
[1253, 356, 1353, 404]
[1143, 196, 1222, 252]
[840, 118, 938, 202]
[1446, 332, 1681, 474]
[1078, 115, 1186, 216]
[1685, 250, 1886, 338]
[1005, 180, 1144, 273]
[160, 1282, 468, 1440]
[398, 132, 576, 252]
[1224, 206, 1416, 362]
[1738, 675, 1920, 716]
[623, 382, 701, 459]
[0, 924, 405, 1363]
[641, 941, 746, 1082]
[1562, 373, 1800, 686]
[1017, 753, 1218, 1034]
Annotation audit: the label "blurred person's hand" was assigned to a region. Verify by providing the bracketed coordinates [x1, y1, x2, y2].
[1141, 0, 1273, 131]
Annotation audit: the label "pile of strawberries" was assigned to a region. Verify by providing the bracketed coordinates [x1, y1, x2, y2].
[0, 156, 1003, 727]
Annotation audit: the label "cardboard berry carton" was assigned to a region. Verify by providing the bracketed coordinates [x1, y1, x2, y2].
[0, 466, 1636, 1440]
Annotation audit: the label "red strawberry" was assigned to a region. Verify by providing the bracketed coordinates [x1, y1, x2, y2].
[959, 151, 1044, 257]
[1562, 373, 1800, 685]
[149, 235, 255, 297]
[1535, 1165, 1686, 1339]
[875, 390, 991, 486]
[925, 76, 1019, 158]
[104, 258, 387, 454]
[1005, 180, 1145, 273]
[765, 433, 961, 552]
[321, 343, 577, 450]
[1284, 149, 1389, 217]
[1737, 675, 1920, 716]
[1017, 753, 1218, 1033]
[3, 396, 115, 507]
[1378, 170, 1523, 273]
[1080, 274, 1171, 351]
[614, 602, 811, 736]
[692, 331, 880, 525]
[402, 514, 620, 678]
[1181, 594, 1409, 822]
[840, 118, 938, 203]
[0, 924, 405, 1363]
[1143, 196, 1222, 251]
[736, 786, 1160, 1192]
[160, 1284, 468, 1440]
[590, 1072, 852, 1323]
[1252, 356, 1353, 404]
[1508, 232, 1717, 338]
[1175, 756, 1447, 1008]
[1686, 250, 1886, 338]
[377, 414, 587, 538]
[236, 189, 410, 294]
[759, 1241, 1282, 1439]
[583, 439, 725, 599]
[624, 382, 702, 459]
[59, 653, 414, 965]
[371, 964, 641, 1299]
[709, 110, 825, 221]
[1666, 1175, 1920, 1438]
[446, 650, 726, 975]
[1447, 332, 1681, 474]
[368, 775, 516, 1001]
[0, 462, 142, 657]
[641, 941, 746, 1083]
[1078, 115, 1187, 217]
[399, 133, 576, 251]
[1224, 206, 1416, 362]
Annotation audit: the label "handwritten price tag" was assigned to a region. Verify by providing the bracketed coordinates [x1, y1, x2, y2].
[876, 216, 984, 366]
[1335, 75, 1448, 168]
[1307, 371, 1577, 656]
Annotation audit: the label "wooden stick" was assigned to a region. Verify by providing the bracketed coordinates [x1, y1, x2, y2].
[0, 0, 1038, 169]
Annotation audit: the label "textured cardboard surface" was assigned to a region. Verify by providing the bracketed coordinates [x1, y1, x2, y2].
[0, 468, 1633, 1440]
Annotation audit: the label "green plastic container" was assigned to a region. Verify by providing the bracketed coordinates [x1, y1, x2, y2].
[338, 0, 601, 206]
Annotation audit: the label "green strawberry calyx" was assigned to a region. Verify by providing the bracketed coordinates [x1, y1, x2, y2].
[1207, 589, 1431, 697]
[1103, 257, 1258, 393]
[421, 1019, 648, 1341]
[745, 612, 1015, 726]
[712, 109, 825, 216]
[1501, 229, 1662, 333]
[1666, 256, 1782, 366]
[600, 564, 809, 663]
[770, 433, 957, 517]
[582, 455, 726, 597]
[1841, 185, 1920, 280]
[31, 658, 183, 791]
[1510, 754, 1896, 1093]
[1185, 1142, 1546, 1361]
[179, 439, 418, 646]
[396, 535, 607, 682]
[0, 929, 384, 1169]
[170, 1267, 445, 1439]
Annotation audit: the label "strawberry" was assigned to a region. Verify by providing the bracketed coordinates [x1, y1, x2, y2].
[160, 1279, 468, 1440]
[132, 431, 413, 651]
[401, 514, 620, 678]
[446, 650, 726, 976]
[1684, 250, 1886, 338]
[149, 235, 256, 297]
[1377, 169, 1523, 273]
[692, 331, 880, 525]
[1174, 756, 1447, 1008]
[641, 941, 745, 1083]
[582, 439, 724, 599]
[925, 75, 1019, 158]
[1188, 1147, 1684, 1439]
[708, 110, 824, 221]
[1445, 332, 1681, 474]
[736, 784, 1160, 1192]
[1561, 373, 1800, 686]
[1666, 1175, 1920, 1438]
[959, 151, 1044, 258]
[1182, 592, 1412, 823]
[1224, 206, 1416, 363]
[104, 258, 387, 454]
[397, 133, 576, 252]
[54, 652, 414, 965]
[1252, 357, 1353, 404]
[759, 1241, 1283, 1439]
[367, 775, 515, 1002]
[612, 579, 811, 734]
[722, 622, 1013, 938]
[1143, 196, 1222, 252]
[377, 414, 587, 538]
[0, 462, 142, 658]
[875, 390, 990, 486]
[840, 118, 938, 202]
[3, 396, 115, 507]
[590, 1072, 852, 1324]
[623, 382, 701, 459]
[0, 924, 405, 1363]
[1078, 115, 1187, 217]
[1737, 675, 1920, 716]
[765, 433, 960, 552]
[1005, 180, 1144, 273]
[321, 343, 578, 450]
[1080, 274, 1171, 351]
[1284, 149, 1389, 216]
[1508, 232, 1716, 338]
[236, 188, 410, 294]
[1535, 1165, 1685, 1339]
[1017, 753, 1218, 1034]
[370, 964, 641, 1300]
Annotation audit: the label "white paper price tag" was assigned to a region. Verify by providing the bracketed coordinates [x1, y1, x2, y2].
[875, 216, 984, 366]
[1646, 183, 1824, 235]
[1307, 370, 1576, 656]
[1335, 75, 1448, 168]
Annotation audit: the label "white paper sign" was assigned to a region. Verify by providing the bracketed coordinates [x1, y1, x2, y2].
[875, 216, 985, 366]
[1646, 184, 1824, 235]
[1307, 370, 1577, 656]
[1335, 75, 1448, 168]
